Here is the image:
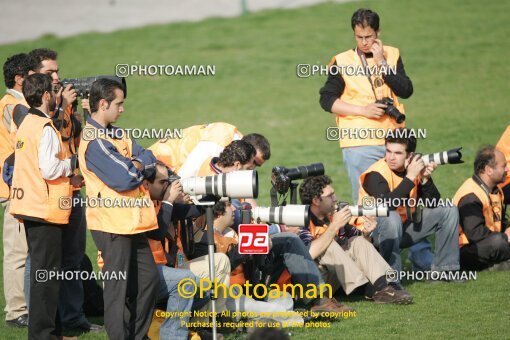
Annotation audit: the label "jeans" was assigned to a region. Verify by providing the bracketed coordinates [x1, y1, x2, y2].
[372, 208, 460, 273]
[342, 145, 433, 271]
[157, 265, 196, 340]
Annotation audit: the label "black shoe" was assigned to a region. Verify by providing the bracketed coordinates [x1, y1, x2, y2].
[6, 314, 28, 328]
[64, 322, 103, 334]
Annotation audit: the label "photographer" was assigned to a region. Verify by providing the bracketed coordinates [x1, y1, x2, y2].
[78, 78, 159, 339]
[359, 129, 460, 277]
[0, 53, 30, 327]
[196, 139, 257, 176]
[9, 73, 76, 339]
[453, 146, 510, 271]
[319, 8, 431, 271]
[299, 175, 412, 304]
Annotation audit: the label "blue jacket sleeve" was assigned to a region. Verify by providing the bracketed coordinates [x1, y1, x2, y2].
[84, 138, 145, 192]
[131, 139, 157, 166]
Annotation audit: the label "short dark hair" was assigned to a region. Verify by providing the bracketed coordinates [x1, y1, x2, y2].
[213, 201, 227, 219]
[28, 48, 58, 72]
[351, 8, 380, 31]
[385, 128, 417, 153]
[242, 133, 271, 160]
[89, 78, 124, 113]
[218, 140, 255, 167]
[22, 73, 52, 107]
[299, 175, 332, 205]
[474, 145, 497, 175]
[145, 161, 171, 183]
[3, 53, 31, 88]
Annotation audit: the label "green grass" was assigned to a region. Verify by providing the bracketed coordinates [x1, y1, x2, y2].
[0, 0, 509, 338]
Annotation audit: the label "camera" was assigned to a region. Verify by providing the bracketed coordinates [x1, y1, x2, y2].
[59, 75, 127, 98]
[251, 205, 310, 227]
[420, 147, 463, 165]
[337, 201, 389, 217]
[271, 163, 324, 195]
[180, 170, 258, 199]
[375, 97, 405, 124]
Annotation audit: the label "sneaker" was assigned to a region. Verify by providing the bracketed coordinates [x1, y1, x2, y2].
[310, 298, 354, 314]
[370, 285, 413, 304]
[6, 314, 28, 328]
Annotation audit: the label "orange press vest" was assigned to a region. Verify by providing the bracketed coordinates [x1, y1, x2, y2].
[359, 159, 420, 223]
[78, 122, 157, 234]
[9, 113, 72, 224]
[453, 177, 504, 247]
[149, 122, 241, 172]
[496, 125, 510, 188]
[331, 46, 404, 148]
[0, 93, 28, 199]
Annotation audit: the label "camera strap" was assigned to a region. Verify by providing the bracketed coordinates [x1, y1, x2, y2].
[356, 48, 379, 100]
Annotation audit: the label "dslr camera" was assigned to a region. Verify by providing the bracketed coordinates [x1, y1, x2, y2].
[375, 97, 405, 124]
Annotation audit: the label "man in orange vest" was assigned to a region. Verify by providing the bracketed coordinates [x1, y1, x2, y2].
[453, 146, 510, 270]
[319, 8, 431, 269]
[143, 162, 200, 339]
[299, 175, 412, 304]
[78, 78, 159, 339]
[9, 73, 77, 339]
[0, 53, 30, 328]
[15, 48, 100, 334]
[359, 130, 460, 276]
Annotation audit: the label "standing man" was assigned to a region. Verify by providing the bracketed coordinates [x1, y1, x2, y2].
[9, 73, 76, 339]
[319, 8, 431, 269]
[453, 146, 510, 270]
[78, 78, 159, 339]
[0, 53, 30, 328]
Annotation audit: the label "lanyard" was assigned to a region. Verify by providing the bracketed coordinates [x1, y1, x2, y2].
[356, 48, 380, 100]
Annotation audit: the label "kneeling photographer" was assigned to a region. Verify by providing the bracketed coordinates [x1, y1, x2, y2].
[299, 175, 412, 304]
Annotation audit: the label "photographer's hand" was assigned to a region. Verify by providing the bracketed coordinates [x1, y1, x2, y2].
[330, 206, 352, 233]
[70, 174, 85, 188]
[164, 180, 183, 204]
[58, 84, 77, 111]
[360, 216, 377, 235]
[371, 39, 386, 66]
[406, 154, 425, 181]
[421, 162, 438, 184]
[363, 103, 387, 119]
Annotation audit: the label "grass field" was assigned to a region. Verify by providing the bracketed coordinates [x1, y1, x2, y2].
[0, 0, 509, 338]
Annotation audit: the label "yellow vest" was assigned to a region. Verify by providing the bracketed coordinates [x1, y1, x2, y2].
[78, 122, 157, 234]
[359, 159, 420, 222]
[332, 46, 405, 148]
[453, 177, 503, 247]
[496, 125, 510, 188]
[0, 93, 28, 199]
[9, 113, 72, 224]
[149, 122, 241, 172]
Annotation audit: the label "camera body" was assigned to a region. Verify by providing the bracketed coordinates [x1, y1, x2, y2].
[375, 97, 405, 124]
[59, 75, 127, 98]
[271, 163, 324, 195]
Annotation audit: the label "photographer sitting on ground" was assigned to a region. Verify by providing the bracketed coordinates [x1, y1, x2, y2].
[359, 128, 460, 278]
[298, 175, 412, 304]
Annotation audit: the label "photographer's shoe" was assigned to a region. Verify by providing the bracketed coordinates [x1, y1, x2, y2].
[6, 314, 28, 328]
[370, 285, 413, 305]
[310, 298, 354, 314]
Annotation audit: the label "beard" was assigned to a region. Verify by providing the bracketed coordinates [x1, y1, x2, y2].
[48, 96, 57, 113]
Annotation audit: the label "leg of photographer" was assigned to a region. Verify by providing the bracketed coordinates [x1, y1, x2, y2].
[58, 192, 100, 333]
[401, 206, 460, 273]
[25, 220, 63, 340]
[372, 211, 404, 272]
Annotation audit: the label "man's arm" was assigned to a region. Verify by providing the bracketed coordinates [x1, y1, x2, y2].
[131, 139, 157, 166]
[418, 178, 441, 201]
[308, 226, 339, 260]
[38, 125, 73, 180]
[84, 138, 145, 192]
[363, 171, 415, 207]
[457, 194, 504, 243]
[381, 57, 413, 99]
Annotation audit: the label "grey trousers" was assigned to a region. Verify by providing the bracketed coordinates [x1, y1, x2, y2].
[373, 207, 460, 272]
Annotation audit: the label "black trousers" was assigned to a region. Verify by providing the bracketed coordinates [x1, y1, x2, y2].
[460, 232, 510, 270]
[25, 220, 64, 340]
[91, 231, 158, 340]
